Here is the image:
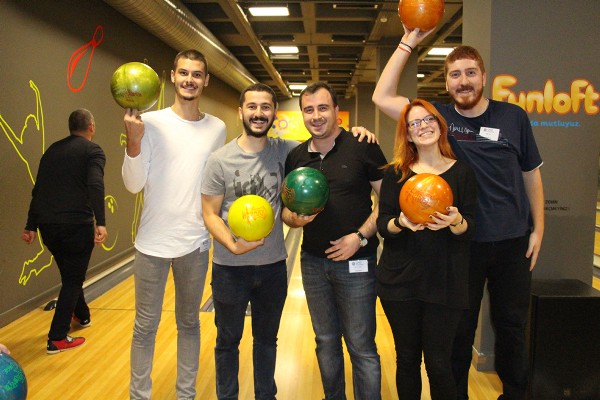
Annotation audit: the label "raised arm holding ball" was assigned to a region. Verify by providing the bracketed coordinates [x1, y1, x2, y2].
[373, 5, 544, 399]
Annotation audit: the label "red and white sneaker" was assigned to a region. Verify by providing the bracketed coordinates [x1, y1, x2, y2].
[47, 335, 85, 354]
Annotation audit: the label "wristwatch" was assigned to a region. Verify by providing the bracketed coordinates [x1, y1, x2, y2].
[355, 231, 368, 247]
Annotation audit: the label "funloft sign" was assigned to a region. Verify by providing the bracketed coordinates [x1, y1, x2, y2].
[492, 74, 599, 115]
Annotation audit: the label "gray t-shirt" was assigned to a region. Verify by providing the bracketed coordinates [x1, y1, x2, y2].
[201, 136, 298, 266]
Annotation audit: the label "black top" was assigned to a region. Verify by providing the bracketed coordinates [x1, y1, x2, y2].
[285, 129, 387, 258]
[376, 160, 477, 309]
[25, 135, 106, 230]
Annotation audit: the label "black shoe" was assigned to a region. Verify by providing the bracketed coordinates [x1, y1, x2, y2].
[72, 315, 91, 328]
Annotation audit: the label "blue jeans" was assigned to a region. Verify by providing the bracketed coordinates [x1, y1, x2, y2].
[212, 260, 288, 400]
[452, 236, 532, 400]
[130, 248, 209, 400]
[300, 251, 381, 400]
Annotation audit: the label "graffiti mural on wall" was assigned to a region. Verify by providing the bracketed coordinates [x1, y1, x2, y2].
[0, 80, 54, 285]
[67, 25, 104, 93]
[1, 23, 167, 286]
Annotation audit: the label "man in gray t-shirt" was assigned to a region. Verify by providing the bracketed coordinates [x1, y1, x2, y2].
[201, 83, 296, 399]
[201, 124, 295, 267]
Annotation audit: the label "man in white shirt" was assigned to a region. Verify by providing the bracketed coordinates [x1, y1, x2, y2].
[122, 49, 226, 400]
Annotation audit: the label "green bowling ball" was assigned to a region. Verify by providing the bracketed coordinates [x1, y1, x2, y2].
[110, 62, 160, 111]
[281, 167, 330, 216]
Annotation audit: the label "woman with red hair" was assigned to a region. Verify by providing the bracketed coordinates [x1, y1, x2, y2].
[376, 99, 477, 400]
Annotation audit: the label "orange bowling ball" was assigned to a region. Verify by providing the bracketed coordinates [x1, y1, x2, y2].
[399, 0, 445, 31]
[399, 173, 453, 224]
[227, 195, 275, 241]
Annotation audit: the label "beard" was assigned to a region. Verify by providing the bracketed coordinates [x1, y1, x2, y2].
[452, 84, 484, 111]
[243, 117, 272, 138]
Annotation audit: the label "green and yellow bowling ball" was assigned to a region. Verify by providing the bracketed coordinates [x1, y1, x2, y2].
[281, 167, 330, 216]
[110, 62, 160, 111]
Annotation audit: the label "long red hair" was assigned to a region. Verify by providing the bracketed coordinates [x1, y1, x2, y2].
[387, 99, 455, 182]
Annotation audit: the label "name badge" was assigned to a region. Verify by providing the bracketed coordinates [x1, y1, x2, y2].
[349, 259, 368, 273]
[479, 127, 500, 141]
[199, 238, 211, 253]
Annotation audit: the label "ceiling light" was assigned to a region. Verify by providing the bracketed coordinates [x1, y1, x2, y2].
[271, 54, 299, 60]
[427, 47, 454, 56]
[269, 46, 299, 54]
[289, 84, 307, 91]
[248, 7, 289, 17]
[417, 73, 425, 78]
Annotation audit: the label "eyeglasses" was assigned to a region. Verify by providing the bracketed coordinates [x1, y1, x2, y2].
[407, 115, 437, 130]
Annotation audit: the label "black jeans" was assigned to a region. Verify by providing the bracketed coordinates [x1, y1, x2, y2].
[211, 260, 288, 400]
[39, 223, 94, 341]
[452, 235, 532, 400]
[381, 299, 462, 400]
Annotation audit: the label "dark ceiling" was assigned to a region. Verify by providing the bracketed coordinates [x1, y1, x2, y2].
[182, 0, 463, 101]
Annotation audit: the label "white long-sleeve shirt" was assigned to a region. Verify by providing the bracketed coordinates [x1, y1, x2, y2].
[122, 107, 226, 258]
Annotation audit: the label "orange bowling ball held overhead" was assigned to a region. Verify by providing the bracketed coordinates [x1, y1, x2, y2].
[399, 173, 453, 225]
[110, 62, 160, 111]
[399, 0, 445, 31]
[227, 195, 275, 242]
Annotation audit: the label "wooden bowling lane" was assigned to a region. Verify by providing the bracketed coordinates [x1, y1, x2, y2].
[0, 228, 510, 399]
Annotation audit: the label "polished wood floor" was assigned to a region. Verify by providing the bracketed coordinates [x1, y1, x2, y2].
[3, 239, 599, 399]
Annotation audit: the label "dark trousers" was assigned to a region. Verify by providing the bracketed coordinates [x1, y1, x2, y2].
[452, 236, 532, 400]
[39, 223, 94, 341]
[211, 260, 288, 400]
[381, 299, 462, 400]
